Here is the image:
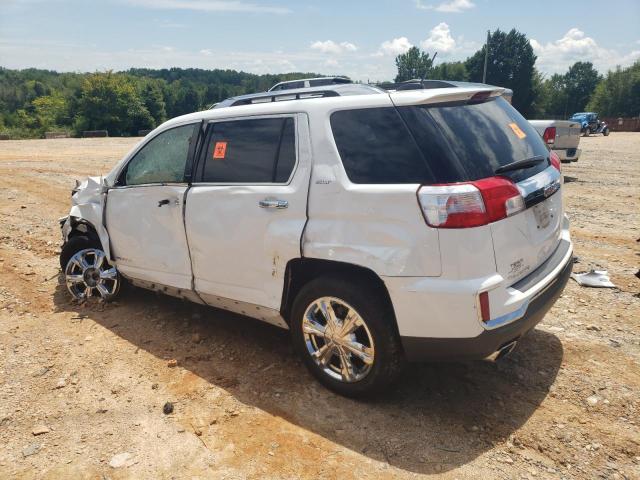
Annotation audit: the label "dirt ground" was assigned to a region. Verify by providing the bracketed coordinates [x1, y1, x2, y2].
[0, 133, 638, 480]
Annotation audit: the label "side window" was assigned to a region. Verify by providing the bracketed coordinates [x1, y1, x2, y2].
[123, 124, 196, 186]
[200, 117, 296, 184]
[330, 107, 435, 184]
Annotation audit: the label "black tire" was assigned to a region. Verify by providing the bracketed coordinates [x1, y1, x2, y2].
[60, 235, 98, 270]
[583, 128, 590, 137]
[60, 235, 122, 300]
[603, 128, 610, 136]
[290, 275, 405, 398]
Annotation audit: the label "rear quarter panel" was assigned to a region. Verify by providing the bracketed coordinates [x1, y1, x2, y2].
[303, 106, 441, 277]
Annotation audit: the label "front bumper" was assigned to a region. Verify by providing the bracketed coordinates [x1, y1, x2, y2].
[555, 147, 581, 163]
[399, 251, 573, 361]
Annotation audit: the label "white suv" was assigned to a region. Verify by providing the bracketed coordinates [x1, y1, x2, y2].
[60, 83, 573, 397]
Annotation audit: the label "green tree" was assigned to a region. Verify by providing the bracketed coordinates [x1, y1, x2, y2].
[395, 47, 434, 82]
[430, 61, 468, 81]
[564, 62, 601, 115]
[587, 61, 640, 117]
[32, 93, 68, 130]
[74, 72, 153, 136]
[465, 29, 537, 116]
[537, 73, 568, 117]
[141, 81, 167, 126]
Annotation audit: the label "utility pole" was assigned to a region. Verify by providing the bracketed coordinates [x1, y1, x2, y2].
[482, 30, 490, 84]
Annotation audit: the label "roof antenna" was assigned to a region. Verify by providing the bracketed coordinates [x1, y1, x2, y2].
[421, 51, 438, 86]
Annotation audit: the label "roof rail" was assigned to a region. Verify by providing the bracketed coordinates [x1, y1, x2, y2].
[228, 90, 340, 107]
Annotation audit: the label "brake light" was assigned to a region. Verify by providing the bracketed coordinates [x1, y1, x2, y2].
[549, 150, 561, 173]
[417, 176, 525, 228]
[543, 126, 556, 145]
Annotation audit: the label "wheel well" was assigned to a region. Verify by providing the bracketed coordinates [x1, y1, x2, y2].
[67, 217, 101, 245]
[280, 258, 399, 333]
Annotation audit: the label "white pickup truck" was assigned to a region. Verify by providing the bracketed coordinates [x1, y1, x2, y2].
[529, 120, 582, 163]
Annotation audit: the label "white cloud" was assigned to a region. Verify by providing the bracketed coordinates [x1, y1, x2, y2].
[310, 40, 358, 55]
[123, 0, 290, 14]
[416, 0, 475, 13]
[377, 37, 413, 56]
[200, 49, 212, 55]
[531, 28, 640, 74]
[420, 22, 456, 54]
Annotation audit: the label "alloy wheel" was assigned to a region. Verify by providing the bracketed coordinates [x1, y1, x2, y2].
[302, 297, 375, 383]
[64, 248, 119, 300]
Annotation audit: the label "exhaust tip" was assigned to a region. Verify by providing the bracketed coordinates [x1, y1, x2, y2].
[486, 340, 518, 362]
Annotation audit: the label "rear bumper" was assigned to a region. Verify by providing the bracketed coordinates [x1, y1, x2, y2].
[399, 250, 573, 361]
[555, 147, 581, 163]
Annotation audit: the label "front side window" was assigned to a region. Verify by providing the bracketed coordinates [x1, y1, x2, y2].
[200, 117, 296, 183]
[123, 124, 197, 186]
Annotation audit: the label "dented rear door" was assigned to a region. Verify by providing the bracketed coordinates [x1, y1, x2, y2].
[185, 113, 311, 316]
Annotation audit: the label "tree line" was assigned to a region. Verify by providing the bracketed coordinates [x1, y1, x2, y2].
[0, 68, 324, 138]
[1, 28, 638, 138]
[395, 29, 640, 120]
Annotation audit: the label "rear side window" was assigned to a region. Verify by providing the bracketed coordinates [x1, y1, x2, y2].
[330, 108, 435, 184]
[200, 117, 296, 183]
[331, 97, 549, 185]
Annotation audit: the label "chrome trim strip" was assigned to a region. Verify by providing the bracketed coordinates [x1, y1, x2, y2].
[483, 301, 529, 329]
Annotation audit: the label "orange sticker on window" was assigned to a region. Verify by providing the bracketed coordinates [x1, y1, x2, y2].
[213, 141, 227, 159]
[508, 123, 527, 139]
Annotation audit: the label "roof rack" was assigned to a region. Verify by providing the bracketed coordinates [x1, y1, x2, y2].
[212, 83, 384, 109]
[229, 90, 340, 107]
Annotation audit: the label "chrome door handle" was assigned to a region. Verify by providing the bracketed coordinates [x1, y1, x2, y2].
[259, 199, 288, 209]
[158, 198, 179, 207]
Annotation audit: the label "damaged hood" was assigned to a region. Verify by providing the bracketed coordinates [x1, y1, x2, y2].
[72, 176, 105, 205]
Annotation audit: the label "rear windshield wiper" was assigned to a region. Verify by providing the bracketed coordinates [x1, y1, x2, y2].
[494, 155, 546, 175]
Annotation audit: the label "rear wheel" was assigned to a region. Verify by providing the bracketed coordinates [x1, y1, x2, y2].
[583, 127, 591, 137]
[290, 276, 404, 397]
[60, 236, 120, 301]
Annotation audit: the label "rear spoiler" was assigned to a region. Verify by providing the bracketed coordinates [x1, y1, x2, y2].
[389, 87, 505, 108]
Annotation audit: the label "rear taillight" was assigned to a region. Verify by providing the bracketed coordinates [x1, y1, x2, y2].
[417, 176, 525, 228]
[549, 150, 561, 173]
[543, 126, 556, 145]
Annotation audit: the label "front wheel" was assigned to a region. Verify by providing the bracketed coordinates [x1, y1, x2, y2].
[290, 276, 404, 397]
[603, 127, 610, 136]
[60, 236, 121, 301]
[583, 127, 591, 137]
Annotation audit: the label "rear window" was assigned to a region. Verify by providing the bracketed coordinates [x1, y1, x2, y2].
[331, 97, 550, 185]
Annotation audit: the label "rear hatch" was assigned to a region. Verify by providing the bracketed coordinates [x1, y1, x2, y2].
[391, 92, 563, 284]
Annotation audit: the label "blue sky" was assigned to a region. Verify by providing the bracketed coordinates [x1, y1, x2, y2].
[1, 0, 639, 81]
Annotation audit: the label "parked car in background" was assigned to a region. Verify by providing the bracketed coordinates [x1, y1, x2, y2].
[269, 76, 352, 91]
[529, 119, 582, 163]
[60, 82, 573, 397]
[570, 112, 610, 136]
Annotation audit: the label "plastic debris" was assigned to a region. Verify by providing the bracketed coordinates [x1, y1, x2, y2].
[571, 270, 616, 288]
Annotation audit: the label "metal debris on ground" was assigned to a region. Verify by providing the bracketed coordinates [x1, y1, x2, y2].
[571, 270, 616, 288]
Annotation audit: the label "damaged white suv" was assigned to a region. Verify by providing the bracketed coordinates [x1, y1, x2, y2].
[60, 82, 573, 397]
